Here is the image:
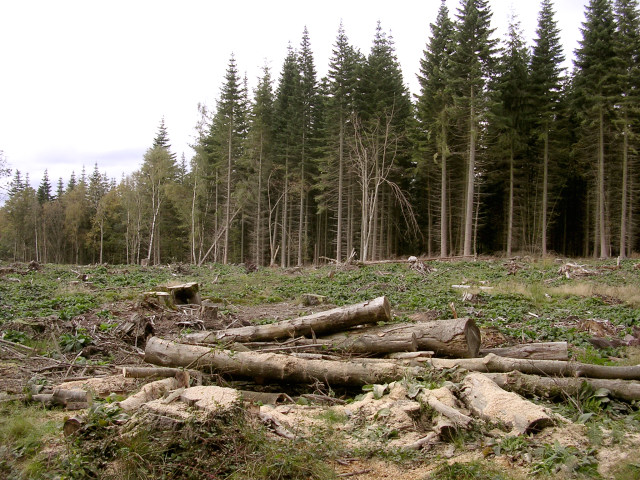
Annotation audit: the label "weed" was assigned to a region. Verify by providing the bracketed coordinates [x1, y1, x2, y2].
[58, 329, 93, 353]
[531, 441, 599, 477]
[428, 460, 515, 479]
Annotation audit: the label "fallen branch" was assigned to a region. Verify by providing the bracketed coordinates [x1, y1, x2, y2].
[479, 342, 568, 361]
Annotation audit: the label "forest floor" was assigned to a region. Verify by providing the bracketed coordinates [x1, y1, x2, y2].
[1, 257, 640, 479]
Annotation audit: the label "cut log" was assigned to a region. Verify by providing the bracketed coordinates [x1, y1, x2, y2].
[118, 371, 189, 412]
[426, 353, 640, 380]
[144, 336, 419, 386]
[460, 372, 554, 434]
[480, 342, 568, 361]
[32, 389, 92, 410]
[324, 318, 481, 358]
[183, 296, 391, 344]
[122, 367, 186, 379]
[484, 371, 640, 402]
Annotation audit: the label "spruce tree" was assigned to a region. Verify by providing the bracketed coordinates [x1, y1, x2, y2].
[573, 0, 618, 258]
[613, 0, 640, 256]
[37, 170, 53, 204]
[530, 0, 565, 255]
[416, 1, 455, 257]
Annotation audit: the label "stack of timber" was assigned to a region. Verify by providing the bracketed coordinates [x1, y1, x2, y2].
[65, 295, 640, 443]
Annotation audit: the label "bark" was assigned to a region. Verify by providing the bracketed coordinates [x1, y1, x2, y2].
[479, 342, 568, 361]
[327, 319, 479, 358]
[461, 372, 553, 434]
[183, 296, 391, 344]
[426, 353, 640, 380]
[484, 371, 640, 402]
[122, 367, 187, 379]
[144, 336, 420, 386]
[32, 389, 92, 410]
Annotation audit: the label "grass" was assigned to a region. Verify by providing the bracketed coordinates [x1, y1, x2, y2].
[427, 460, 516, 480]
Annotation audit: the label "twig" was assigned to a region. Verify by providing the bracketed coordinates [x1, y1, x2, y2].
[338, 469, 373, 477]
[0, 338, 37, 353]
[63, 351, 85, 380]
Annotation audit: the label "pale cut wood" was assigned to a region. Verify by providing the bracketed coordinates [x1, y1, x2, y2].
[122, 366, 185, 378]
[118, 371, 189, 412]
[417, 387, 472, 428]
[144, 336, 420, 386]
[426, 353, 640, 380]
[461, 372, 554, 434]
[480, 342, 568, 361]
[183, 296, 391, 344]
[484, 371, 640, 402]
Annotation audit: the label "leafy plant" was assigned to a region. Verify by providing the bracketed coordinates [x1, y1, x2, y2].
[531, 441, 599, 477]
[58, 329, 92, 352]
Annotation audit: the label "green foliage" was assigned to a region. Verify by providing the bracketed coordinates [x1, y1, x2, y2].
[531, 441, 599, 477]
[428, 461, 514, 480]
[58, 329, 92, 353]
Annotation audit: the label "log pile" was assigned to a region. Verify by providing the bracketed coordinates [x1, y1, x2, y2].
[51, 295, 640, 446]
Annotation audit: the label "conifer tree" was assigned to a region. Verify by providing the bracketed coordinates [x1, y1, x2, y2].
[37, 170, 53, 204]
[573, 0, 618, 258]
[530, 0, 566, 255]
[416, 1, 455, 257]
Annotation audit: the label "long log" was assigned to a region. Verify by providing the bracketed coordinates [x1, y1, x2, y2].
[323, 318, 481, 358]
[144, 336, 419, 386]
[484, 371, 640, 402]
[426, 353, 640, 380]
[183, 296, 391, 344]
[480, 342, 568, 361]
[460, 372, 554, 434]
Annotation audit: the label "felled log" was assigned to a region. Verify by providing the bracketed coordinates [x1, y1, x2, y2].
[32, 388, 92, 410]
[183, 296, 391, 344]
[426, 353, 640, 380]
[144, 336, 419, 386]
[324, 318, 481, 358]
[460, 372, 554, 434]
[484, 371, 640, 402]
[246, 331, 418, 354]
[118, 371, 190, 412]
[480, 342, 568, 361]
[122, 367, 185, 379]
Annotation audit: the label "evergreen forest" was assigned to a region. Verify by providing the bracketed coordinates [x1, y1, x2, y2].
[2, 0, 639, 265]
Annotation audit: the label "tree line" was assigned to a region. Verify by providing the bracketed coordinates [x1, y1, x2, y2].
[1, 0, 638, 265]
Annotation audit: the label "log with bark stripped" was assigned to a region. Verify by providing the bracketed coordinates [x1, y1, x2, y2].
[480, 342, 568, 361]
[183, 296, 391, 344]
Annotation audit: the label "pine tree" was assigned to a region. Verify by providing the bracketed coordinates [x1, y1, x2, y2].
[324, 22, 362, 262]
[573, 0, 618, 258]
[37, 170, 53, 204]
[530, 0, 566, 255]
[613, 0, 640, 256]
[489, 17, 531, 255]
[416, 1, 456, 257]
[450, 0, 498, 257]
[153, 117, 177, 160]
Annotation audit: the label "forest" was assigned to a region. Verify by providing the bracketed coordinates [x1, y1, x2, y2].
[1, 0, 638, 266]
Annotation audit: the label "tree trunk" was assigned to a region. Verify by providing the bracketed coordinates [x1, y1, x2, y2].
[426, 353, 640, 380]
[620, 122, 628, 258]
[463, 88, 475, 257]
[461, 372, 553, 434]
[183, 296, 391, 344]
[542, 129, 549, 256]
[484, 371, 640, 402]
[324, 318, 481, 358]
[479, 342, 568, 361]
[118, 373, 189, 412]
[144, 337, 418, 386]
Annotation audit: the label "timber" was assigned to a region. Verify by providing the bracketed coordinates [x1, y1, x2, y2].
[144, 336, 420, 386]
[426, 353, 640, 380]
[417, 387, 472, 428]
[183, 296, 391, 344]
[118, 371, 190, 412]
[461, 372, 554, 434]
[480, 341, 568, 360]
[484, 371, 640, 402]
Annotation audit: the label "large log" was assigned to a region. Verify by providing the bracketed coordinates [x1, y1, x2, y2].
[484, 371, 640, 402]
[323, 318, 481, 358]
[144, 336, 419, 386]
[460, 372, 554, 434]
[480, 342, 568, 361]
[417, 387, 472, 428]
[425, 353, 640, 380]
[183, 296, 391, 344]
[118, 371, 190, 412]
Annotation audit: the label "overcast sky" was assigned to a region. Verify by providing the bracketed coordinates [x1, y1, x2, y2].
[0, 0, 588, 194]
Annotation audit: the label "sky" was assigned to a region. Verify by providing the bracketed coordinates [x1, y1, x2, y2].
[0, 0, 589, 196]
